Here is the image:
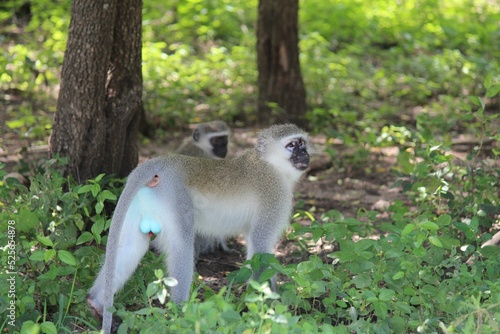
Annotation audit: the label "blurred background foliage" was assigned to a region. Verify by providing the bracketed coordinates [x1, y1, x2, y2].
[1, 0, 498, 141]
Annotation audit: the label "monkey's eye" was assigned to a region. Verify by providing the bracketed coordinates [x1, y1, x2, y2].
[210, 136, 228, 146]
[286, 141, 298, 152]
[286, 138, 306, 152]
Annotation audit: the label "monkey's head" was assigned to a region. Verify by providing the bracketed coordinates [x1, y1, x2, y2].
[257, 124, 310, 176]
[192, 121, 230, 159]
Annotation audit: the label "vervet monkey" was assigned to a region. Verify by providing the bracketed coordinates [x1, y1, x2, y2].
[87, 124, 310, 334]
[176, 121, 231, 255]
[176, 120, 230, 159]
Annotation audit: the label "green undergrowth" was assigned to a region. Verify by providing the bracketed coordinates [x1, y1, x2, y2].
[1, 0, 499, 137]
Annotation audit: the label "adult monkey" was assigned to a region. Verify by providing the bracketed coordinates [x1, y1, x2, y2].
[176, 121, 232, 255]
[87, 124, 310, 333]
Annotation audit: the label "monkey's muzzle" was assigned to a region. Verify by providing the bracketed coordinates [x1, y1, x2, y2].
[292, 152, 310, 171]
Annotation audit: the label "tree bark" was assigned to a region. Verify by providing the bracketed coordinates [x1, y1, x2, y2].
[50, 0, 143, 182]
[257, 0, 307, 127]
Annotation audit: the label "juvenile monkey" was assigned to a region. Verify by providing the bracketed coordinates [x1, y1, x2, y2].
[176, 120, 230, 159]
[87, 124, 310, 333]
[176, 121, 231, 255]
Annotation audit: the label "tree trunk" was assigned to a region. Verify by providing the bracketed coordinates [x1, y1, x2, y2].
[50, 0, 143, 182]
[256, 0, 307, 127]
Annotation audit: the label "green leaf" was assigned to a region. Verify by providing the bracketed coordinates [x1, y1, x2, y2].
[44, 249, 56, 262]
[351, 274, 372, 288]
[91, 183, 100, 197]
[397, 151, 414, 174]
[373, 301, 388, 319]
[484, 74, 492, 89]
[336, 300, 348, 308]
[390, 316, 407, 332]
[230, 267, 252, 283]
[98, 189, 117, 202]
[413, 247, 426, 257]
[83, 206, 90, 217]
[479, 245, 500, 258]
[95, 201, 104, 214]
[146, 282, 159, 298]
[486, 84, 500, 98]
[75, 218, 84, 231]
[76, 232, 94, 245]
[401, 224, 415, 236]
[6, 119, 25, 129]
[163, 277, 178, 287]
[18, 208, 39, 232]
[332, 251, 356, 262]
[394, 302, 412, 314]
[468, 96, 484, 109]
[344, 218, 362, 226]
[421, 284, 439, 296]
[438, 235, 460, 249]
[461, 101, 472, 113]
[135, 307, 153, 316]
[258, 268, 276, 283]
[420, 221, 439, 231]
[20, 321, 40, 333]
[57, 266, 76, 276]
[221, 309, 241, 321]
[477, 106, 484, 117]
[385, 249, 404, 258]
[40, 322, 57, 334]
[312, 227, 323, 242]
[410, 296, 421, 305]
[37, 235, 54, 247]
[58, 250, 77, 267]
[77, 184, 94, 194]
[154, 269, 165, 279]
[436, 214, 451, 226]
[428, 236, 443, 248]
[379, 289, 395, 302]
[392, 271, 405, 280]
[29, 250, 45, 262]
[91, 219, 105, 237]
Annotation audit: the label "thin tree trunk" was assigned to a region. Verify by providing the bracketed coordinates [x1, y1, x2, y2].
[257, 0, 307, 127]
[50, 0, 142, 181]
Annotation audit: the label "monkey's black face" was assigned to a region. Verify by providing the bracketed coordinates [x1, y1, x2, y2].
[210, 135, 229, 158]
[286, 138, 309, 170]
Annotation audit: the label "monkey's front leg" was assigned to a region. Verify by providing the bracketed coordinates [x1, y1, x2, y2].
[245, 219, 284, 292]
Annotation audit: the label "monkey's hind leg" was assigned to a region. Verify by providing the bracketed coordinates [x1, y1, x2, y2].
[87, 188, 153, 317]
[151, 180, 196, 304]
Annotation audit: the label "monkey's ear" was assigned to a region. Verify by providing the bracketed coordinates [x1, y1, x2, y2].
[193, 129, 201, 142]
[256, 136, 265, 155]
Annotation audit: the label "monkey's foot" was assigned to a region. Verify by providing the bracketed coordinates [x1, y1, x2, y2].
[87, 295, 122, 333]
